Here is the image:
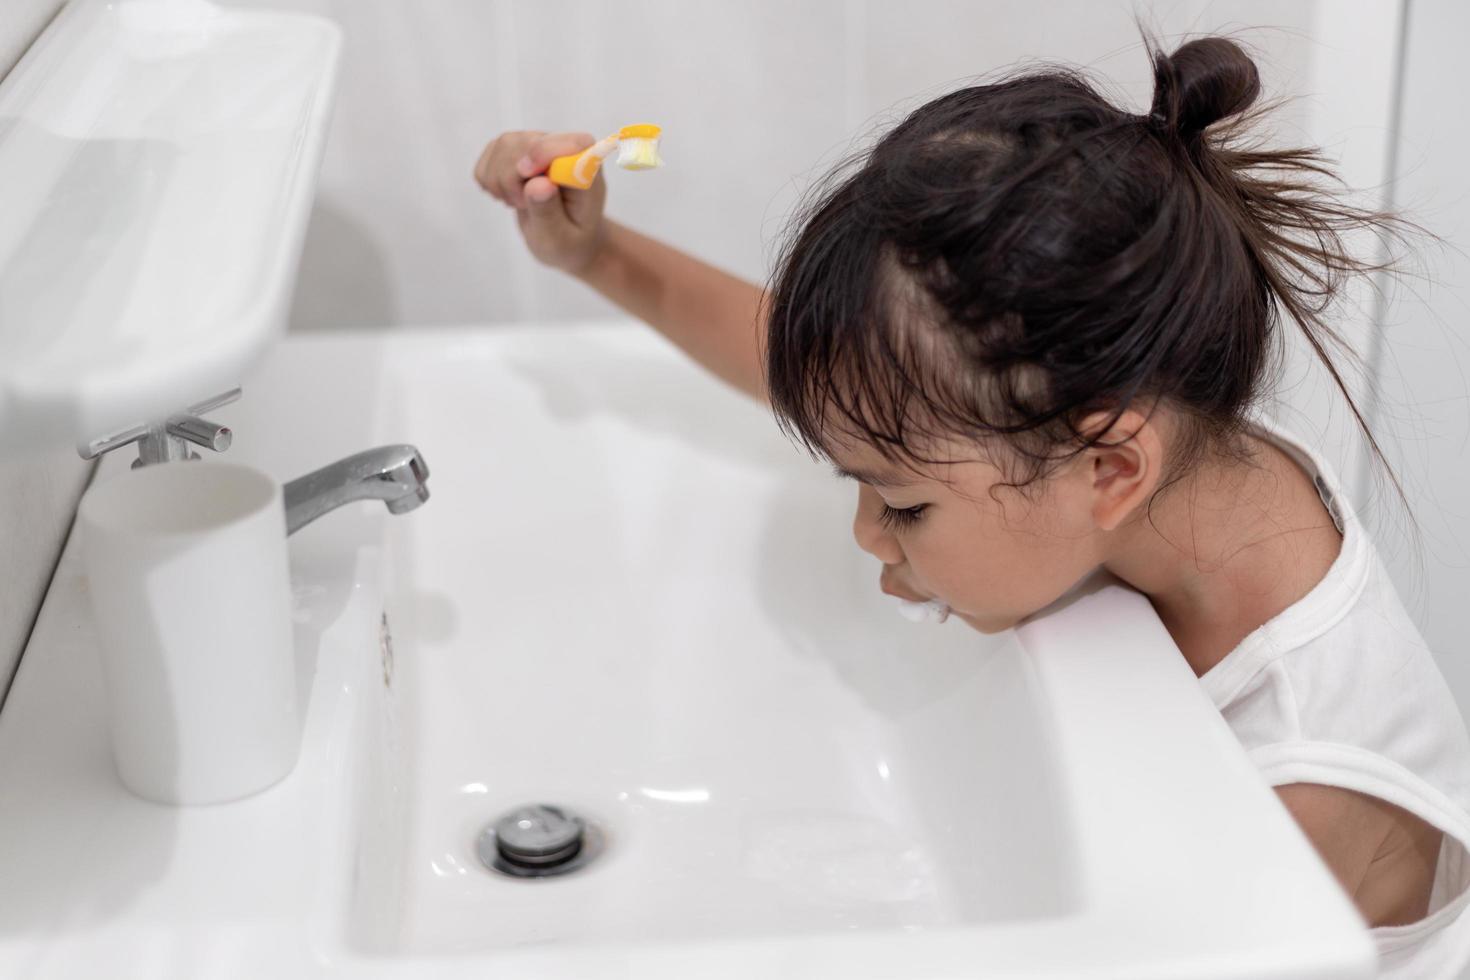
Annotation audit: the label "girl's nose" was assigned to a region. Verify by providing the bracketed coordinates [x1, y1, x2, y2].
[852, 483, 904, 565]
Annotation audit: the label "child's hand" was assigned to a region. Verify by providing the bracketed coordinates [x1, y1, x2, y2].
[474, 130, 608, 275]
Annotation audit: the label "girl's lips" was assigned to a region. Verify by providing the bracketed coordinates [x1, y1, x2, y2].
[880, 572, 951, 622]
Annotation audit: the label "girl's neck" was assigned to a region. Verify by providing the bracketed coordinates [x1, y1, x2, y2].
[1101, 434, 1344, 678]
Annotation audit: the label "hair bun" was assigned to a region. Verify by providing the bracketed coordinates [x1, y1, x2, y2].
[1149, 37, 1261, 141]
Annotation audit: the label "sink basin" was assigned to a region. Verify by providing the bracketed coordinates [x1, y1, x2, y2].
[0, 322, 1376, 978]
[344, 325, 1081, 955]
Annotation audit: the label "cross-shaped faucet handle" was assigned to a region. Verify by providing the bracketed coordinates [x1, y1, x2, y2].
[80, 388, 241, 467]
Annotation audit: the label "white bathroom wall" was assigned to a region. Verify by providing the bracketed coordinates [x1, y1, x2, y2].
[229, 0, 1332, 330]
[0, 0, 93, 706]
[1364, 0, 1470, 719]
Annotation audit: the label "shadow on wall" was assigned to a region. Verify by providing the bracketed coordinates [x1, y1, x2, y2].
[499, 330, 789, 471]
[289, 195, 398, 330]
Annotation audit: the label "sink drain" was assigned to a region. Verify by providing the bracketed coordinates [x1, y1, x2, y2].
[477, 803, 605, 879]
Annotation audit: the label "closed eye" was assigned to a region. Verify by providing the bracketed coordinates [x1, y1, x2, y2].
[878, 503, 928, 532]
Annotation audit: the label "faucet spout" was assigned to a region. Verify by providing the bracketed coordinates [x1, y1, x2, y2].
[283, 445, 430, 535]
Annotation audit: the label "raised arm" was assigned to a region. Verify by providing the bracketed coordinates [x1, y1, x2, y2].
[475, 130, 768, 403]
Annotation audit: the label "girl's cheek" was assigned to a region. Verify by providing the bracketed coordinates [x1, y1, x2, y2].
[930, 513, 1087, 621]
[914, 525, 1013, 607]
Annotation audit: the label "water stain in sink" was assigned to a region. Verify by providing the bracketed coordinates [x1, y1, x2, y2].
[379, 611, 394, 688]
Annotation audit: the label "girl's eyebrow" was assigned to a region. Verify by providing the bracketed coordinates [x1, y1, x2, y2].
[830, 463, 912, 488]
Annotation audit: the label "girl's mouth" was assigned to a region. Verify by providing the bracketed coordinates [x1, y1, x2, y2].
[879, 571, 951, 623]
[876, 570, 946, 625]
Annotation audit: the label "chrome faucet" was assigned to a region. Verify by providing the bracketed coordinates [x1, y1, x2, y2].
[79, 388, 431, 536]
[283, 444, 430, 535]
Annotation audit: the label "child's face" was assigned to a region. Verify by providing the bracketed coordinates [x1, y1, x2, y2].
[829, 432, 1108, 633]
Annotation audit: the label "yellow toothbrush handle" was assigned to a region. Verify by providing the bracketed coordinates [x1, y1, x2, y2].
[547, 150, 601, 190]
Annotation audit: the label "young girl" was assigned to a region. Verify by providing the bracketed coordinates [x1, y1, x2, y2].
[475, 35, 1470, 977]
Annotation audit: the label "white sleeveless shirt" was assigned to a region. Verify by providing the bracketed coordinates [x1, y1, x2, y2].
[1199, 418, 1470, 978]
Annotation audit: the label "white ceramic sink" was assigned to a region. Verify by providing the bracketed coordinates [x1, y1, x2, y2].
[0, 322, 1377, 978]
[344, 333, 1080, 955]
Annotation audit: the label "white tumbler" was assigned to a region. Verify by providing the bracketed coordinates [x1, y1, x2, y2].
[79, 461, 299, 805]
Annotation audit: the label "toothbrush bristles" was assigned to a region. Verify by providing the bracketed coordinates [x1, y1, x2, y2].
[616, 137, 663, 171]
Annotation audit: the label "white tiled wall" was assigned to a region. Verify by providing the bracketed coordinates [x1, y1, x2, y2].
[0, 0, 93, 705]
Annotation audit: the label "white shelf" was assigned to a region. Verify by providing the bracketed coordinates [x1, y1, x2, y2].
[0, 0, 341, 453]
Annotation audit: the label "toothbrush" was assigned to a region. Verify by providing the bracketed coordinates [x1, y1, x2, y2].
[546, 124, 664, 190]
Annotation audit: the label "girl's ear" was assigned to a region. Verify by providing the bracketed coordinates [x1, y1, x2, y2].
[1078, 409, 1165, 531]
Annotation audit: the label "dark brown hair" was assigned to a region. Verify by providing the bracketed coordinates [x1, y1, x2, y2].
[762, 34, 1406, 500]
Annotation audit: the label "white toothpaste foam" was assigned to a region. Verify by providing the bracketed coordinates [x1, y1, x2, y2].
[895, 598, 951, 624]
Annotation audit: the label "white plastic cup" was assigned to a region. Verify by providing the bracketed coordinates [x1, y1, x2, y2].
[79, 461, 299, 805]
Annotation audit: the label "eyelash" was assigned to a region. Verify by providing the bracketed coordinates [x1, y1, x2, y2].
[878, 503, 928, 532]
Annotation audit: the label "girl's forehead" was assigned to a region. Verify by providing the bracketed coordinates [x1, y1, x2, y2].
[824, 431, 996, 487]
[822, 431, 914, 481]
[829, 458, 915, 489]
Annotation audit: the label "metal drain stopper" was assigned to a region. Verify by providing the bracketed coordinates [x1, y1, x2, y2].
[494, 804, 583, 866]
[478, 803, 606, 878]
